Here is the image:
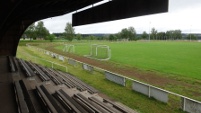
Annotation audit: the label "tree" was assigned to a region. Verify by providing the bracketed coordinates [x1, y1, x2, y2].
[119, 27, 137, 40]
[115, 33, 121, 40]
[157, 32, 166, 40]
[128, 27, 137, 40]
[174, 30, 182, 40]
[47, 34, 55, 42]
[166, 30, 172, 40]
[150, 28, 157, 40]
[84, 35, 97, 40]
[187, 34, 197, 40]
[23, 23, 37, 40]
[97, 36, 104, 40]
[120, 28, 129, 39]
[165, 30, 182, 40]
[35, 21, 50, 39]
[109, 34, 117, 41]
[64, 22, 75, 41]
[76, 34, 82, 40]
[141, 31, 148, 39]
[92, 35, 97, 40]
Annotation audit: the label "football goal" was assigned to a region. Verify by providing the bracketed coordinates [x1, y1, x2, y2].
[63, 44, 75, 53]
[85, 44, 111, 61]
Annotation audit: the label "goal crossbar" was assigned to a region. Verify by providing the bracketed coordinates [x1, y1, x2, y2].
[85, 44, 111, 61]
[63, 44, 75, 53]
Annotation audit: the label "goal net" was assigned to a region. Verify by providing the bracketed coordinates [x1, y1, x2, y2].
[85, 44, 111, 61]
[63, 44, 75, 53]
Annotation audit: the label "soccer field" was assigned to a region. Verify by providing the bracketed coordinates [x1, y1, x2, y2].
[55, 41, 201, 80]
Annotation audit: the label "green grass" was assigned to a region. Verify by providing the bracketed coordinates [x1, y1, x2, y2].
[55, 41, 201, 80]
[16, 45, 185, 113]
[17, 46, 67, 72]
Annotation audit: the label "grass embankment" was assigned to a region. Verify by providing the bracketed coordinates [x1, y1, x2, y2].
[17, 42, 184, 113]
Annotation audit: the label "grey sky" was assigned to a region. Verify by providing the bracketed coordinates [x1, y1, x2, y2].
[43, 0, 201, 34]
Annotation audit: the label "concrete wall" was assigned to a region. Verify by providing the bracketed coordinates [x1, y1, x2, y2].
[68, 59, 77, 66]
[58, 56, 64, 61]
[150, 87, 168, 103]
[132, 81, 168, 103]
[105, 71, 126, 86]
[82, 63, 94, 72]
[182, 98, 201, 113]
[132, 81, 149, 96]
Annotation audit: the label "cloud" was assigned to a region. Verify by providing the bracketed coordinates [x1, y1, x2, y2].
[169, 0, 201, 12]
[42, 13, 72, 33]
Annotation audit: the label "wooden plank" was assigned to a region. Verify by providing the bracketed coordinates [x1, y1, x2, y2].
[19, 80, 37, 113]
[48, 69, 75, 88]
[18, 59, 33, 77]
[35, 85, 58, 113]
[59, 89, 87, 113]
[103, 98, 129, 113]
[28, 62, 50, 81]
[72, 96, 95, 113]
[39, 85, 65, 113]
[14, 81, 29, 113]
[39, 66, 61, 85]
[59, 71, 98, 93]
[89, 97, 119, 113]
[8, 56, 17, 72]
[74, 93, 102, 113]
[54, 91, 81, 113]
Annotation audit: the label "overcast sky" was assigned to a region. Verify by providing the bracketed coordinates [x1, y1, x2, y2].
[42, 0, 201, 34]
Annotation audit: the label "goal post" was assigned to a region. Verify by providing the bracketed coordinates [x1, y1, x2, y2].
[63, 44, 75, 53]
[96, 45, 110, 58]
[85, 44, 111, 61]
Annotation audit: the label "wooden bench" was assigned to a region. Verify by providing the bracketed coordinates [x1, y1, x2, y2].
[58, 71, 98, 93]
[8, 56, 17, 72]
[35, 85, 64, 113]
[48, 69, 75, 88]
[103, 98, 129, 113]
[18, 59, 35, 77]
[39, 66, 62, 85]
[57, 71, 83, 89]
[73, 93, 102, 113]
[71, 77, 98, 94]
[13, 81, 29, 113]
[89, 97, 120, 113]
[19, 80, 37, 113]
[53, 89, 87, 113]
[28, 62, 50, 81]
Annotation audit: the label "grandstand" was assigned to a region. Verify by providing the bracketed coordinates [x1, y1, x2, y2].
[3, 56, 136, 113]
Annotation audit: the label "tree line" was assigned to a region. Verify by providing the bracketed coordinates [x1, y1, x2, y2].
[22, 21, 50, 40]
[22, 21, 105, 41]
[22, 21, 76, 42]
[108, 27, 198, 41]
[22, 22, 198, 41]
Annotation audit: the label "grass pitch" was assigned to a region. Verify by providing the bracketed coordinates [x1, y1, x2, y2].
[55, 41, 201, 80]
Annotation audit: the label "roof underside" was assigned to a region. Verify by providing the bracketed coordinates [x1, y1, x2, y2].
[0, 0, 168, 56]
[73, 0, 168, 26]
